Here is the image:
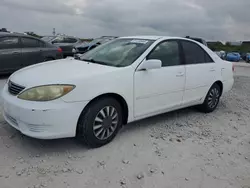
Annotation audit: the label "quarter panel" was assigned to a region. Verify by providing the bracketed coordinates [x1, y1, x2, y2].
[61, 67, 135, 122]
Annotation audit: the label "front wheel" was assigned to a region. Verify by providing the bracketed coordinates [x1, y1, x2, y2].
[198, 84, 221, 113]
[76, 97, 123, 148]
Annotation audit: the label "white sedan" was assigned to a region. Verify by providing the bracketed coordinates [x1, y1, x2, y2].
[2, 36, 234, 147]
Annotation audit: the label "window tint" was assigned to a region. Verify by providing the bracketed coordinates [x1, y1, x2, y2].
[182, 40, 213, 64]
[21, 37, 40, 48]
[38, 40, 45, 47]
[147, 40, 180, 67]
[0, 37, 19, 49]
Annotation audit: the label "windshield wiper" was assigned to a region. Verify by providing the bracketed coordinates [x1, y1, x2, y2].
[80, 58, 110, 66]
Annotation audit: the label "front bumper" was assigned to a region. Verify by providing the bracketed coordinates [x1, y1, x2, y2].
[2, 84, 88, 139]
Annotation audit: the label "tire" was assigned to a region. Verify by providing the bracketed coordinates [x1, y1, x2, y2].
[198, 83, 221, 113]
[76, 97, 123, 148]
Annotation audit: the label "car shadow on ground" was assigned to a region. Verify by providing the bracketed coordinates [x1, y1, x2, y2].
[2, 106, 206, 155]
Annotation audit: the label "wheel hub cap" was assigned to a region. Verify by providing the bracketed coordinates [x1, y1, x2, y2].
[93, 106, 118, 140]
[207, 88, 220, 109]
[103, 116, 113, 129]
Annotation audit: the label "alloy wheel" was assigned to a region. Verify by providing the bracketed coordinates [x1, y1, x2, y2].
[207, 87, 220, 109]
[93, 106, 118, 140]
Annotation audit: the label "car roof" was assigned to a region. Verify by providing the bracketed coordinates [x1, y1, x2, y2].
[0, 32, 42, 40]
[0, 32, 28, 37]
[119, 36, 203, 42]
[120, 36, 166, 40]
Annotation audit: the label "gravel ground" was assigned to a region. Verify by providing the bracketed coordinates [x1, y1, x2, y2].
[1, 65, 250, 188]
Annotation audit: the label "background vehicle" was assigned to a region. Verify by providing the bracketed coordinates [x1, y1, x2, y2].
[72, 36, 118, 55]
[214, 51, 226, 59]
[2, 36, 234, 147]
[246, 53, 250, 63]
[42, 35, 81, 58]
[185, 36, 208, 46]
[0, 32, 63, 74]
[226, 52, 241, 62]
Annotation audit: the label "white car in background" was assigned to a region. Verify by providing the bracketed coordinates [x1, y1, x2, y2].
[2, 36, 234, 147]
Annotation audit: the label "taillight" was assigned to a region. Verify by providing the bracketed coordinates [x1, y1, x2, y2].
[58, 47, 62, 53]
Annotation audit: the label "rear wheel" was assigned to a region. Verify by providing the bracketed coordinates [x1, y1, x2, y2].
[76, 97, 123, 148]
[198, 83, 221, 113]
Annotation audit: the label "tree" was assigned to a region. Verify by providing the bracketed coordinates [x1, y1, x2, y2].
[0, 28, 8, 32]
[24, 32, 41, 38]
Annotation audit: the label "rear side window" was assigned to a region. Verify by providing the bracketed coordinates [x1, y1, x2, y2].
[181, 40, 213, 64]
[0, 37, 19, 49]
[21, 37, 40, 48]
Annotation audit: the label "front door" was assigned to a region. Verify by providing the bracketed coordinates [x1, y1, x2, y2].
[134, 40, 185, 118]
[0, 36, 22, 73]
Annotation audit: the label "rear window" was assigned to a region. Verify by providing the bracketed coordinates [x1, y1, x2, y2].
[41, 36, 55, 42]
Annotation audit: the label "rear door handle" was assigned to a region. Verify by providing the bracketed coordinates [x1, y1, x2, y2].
[12, 52, 20, 54]
[176, 72, 184, 77]
[210, 68, 215, 72]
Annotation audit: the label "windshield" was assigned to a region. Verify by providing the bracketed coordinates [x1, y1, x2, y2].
[79, 38, 154, 67]
[41, 36, 55, 42]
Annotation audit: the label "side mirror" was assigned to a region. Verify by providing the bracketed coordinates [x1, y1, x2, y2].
[137, 59, 162, 71]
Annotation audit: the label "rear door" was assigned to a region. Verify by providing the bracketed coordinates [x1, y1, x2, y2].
[180, 40, 218, 105]
[0, 36, 22, 73]
[20, 37, 43, 67]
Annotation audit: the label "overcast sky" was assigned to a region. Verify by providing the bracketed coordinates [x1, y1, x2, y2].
[1, 0, 250, 41]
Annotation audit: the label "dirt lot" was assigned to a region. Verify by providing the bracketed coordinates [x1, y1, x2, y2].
[1, 64, 250, 188]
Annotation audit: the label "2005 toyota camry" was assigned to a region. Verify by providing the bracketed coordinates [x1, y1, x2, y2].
[2, 36, 234, 147]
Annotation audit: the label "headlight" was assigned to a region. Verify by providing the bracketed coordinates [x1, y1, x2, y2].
[72, 48, 78, 53]
[18, 85, 75, 101]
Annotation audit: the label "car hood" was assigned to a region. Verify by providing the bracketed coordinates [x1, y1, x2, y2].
[9, 58, 118, 87]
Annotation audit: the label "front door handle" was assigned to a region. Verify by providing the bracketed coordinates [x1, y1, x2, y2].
[210, 68, 215, 72]
[176, 72, 184, 77]
[12, 52, 20, 54]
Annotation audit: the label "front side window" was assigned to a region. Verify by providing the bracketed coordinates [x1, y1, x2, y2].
[21, 37, 40, 48]
[181, 40, 213, 64]
[0, 37, 19, 49]
[80, 38, 154, 67]
[147, 40, 180, 67]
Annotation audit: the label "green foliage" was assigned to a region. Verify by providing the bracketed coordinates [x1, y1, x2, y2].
[208, 41, 250, 53]
[25, 32, 42, 38]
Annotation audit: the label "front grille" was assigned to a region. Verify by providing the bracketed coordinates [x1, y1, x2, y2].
[8, 81, 25, 95]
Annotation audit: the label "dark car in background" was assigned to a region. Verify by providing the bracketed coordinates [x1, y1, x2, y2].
[185, 36, 208, 46]
[0, 32, 63, 74]
[41, 35, 81, 58]
[72, 36, 118, 55]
